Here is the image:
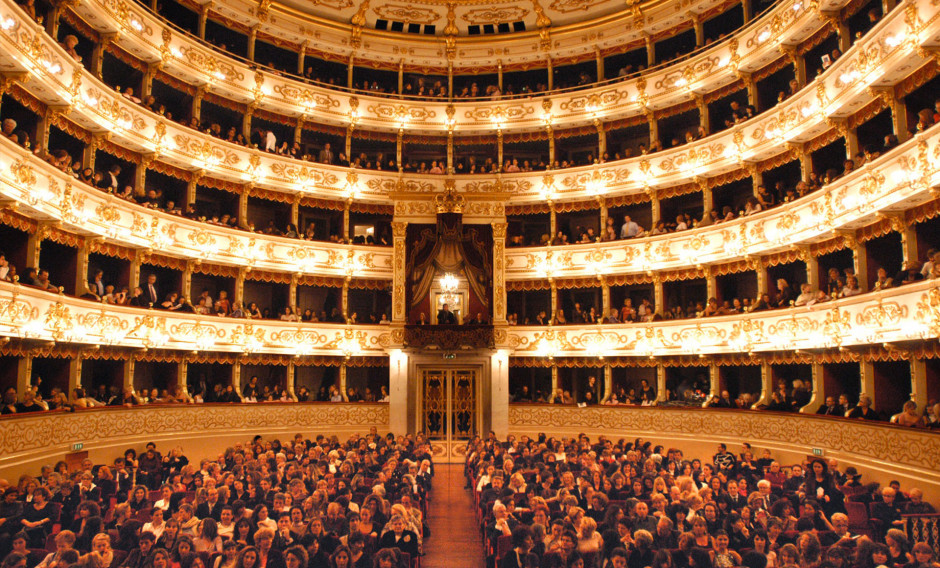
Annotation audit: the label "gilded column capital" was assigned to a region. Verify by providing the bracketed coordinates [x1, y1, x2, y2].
[491, 222, 508, 240]
[391, 221, 408, 239]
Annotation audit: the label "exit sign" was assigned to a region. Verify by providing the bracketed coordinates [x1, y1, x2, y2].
[70, 443, 84, 451]
[812, 448, 824, 456]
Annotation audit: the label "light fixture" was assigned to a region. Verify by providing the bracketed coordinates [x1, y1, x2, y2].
[439, 273, 459, 307]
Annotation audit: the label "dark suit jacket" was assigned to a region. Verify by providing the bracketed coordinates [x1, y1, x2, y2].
[377, 529, 419, 557]
[437, 309, 457, 324]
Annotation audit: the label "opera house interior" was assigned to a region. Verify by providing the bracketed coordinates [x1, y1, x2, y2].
[0, 0, 939, 564]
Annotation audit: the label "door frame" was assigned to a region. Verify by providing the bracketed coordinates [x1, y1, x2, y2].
[409, 353, 493, 463]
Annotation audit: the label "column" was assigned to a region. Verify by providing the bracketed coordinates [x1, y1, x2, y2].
[192, 85, 208, 124]
[447, 63, 453, 100]
[492, 222, 508, 324]
[595, 120, 606, 159]
[343, 202, 351, 242]
[645, 34, 655, 67]
[883, 0, 897, 13]
[595, 47, 604, 81]
[35, 106, 63, 153]
[67, 356, 80, 397]
[185, 176, 198, 207]
[134, 159, 148, 195]
[90, 33, 117, 79]
[289, 274, 298, 310]
[237, 191, 249, 229]
[17, 358, 31, 401]
[651, 195, 661, 225]
[853, 240, 868, 291]
[342, 280, 349, 320]
[550, 280, 558, 320]
[388, 350, 409, 433]
[750, 165, 764, 198]
[396, 129, 403, 171]
[550, 364, 558, 397]
[231, 362, 242, 401]
[602, 364, 612, 403]
[286, 363, 297, 401]
[130, 251, 143, 293]
[447, 131, 454, 173]
[392, 222, 408, 323]
[290, 198, 299, 229]
[705, 363, 720, 407]
[297, 43, 307, 75]
[347, 55, 355, 89]
[235, 269, 246, 308]
[695, 94, 710, 135]
[741, 0, 753, 21]
[648, 113, 659, 149]
[182, 261, 193, 303]
[294, 119, 304, 145]
[702, 183, 713, 215]
[897, 220, 917, 262]
[804, 362, 826, 414]
[74, 242, 89, 300]
[247, 26, 258, 62]
[833, 16, 851, 53]
[497, 130, 504, 170]
[339, 362, 348, 401]
[859, 361, 876, 407]
[845, 125, 860, 160]
[198, 3, 210, 39]
[911, 359, 927, 410]
[490, 351, 510, 438]
[804, 249, 819, 289]
[740, 72, 757, 108]
[655, 364, 666, 403]
[25, 227, 43, 270]
[398, 61, 404, 94]
[242, 108, 253, 141]
[549, 204, 557, 237]
[547, 127, 555, 165]
[141, 63, 158, 100]
[123, 359, 135, 393]
[653, 276, 663, 315]
[497, 61, 503, 92]
[756, 265, 768, 294]
[693, 14, 704, 47]
[705, 267, 716, 301]
[598, 200, 608, 236]
[781, 45, 806, 87]
[547, 58, 554, 90]
[601, 277, 610, 319]
[751, 363, 772, 408]
[345, 125, 354, 163]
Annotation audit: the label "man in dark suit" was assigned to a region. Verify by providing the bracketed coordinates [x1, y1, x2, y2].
[143, 274, 159, 306]
[817, 396, 842, 415]
[195, 487, 222, 521]
[437, 303, 457, 324]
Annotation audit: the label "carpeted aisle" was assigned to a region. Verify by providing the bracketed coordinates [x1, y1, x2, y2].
[421, 463, 487, 568]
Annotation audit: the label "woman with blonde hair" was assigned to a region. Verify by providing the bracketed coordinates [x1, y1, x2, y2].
[577, 517, 602, 554]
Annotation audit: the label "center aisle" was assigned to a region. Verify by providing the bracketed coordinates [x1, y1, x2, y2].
[422, 463, 487, 568]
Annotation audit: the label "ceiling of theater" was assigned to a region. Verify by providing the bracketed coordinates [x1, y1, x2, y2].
[274, 0, 633, 34]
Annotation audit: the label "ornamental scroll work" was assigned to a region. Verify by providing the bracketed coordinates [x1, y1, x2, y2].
[0, 0, 933, 204]
[497, 280, 940, 356]
[3, 280, 940, 356]
[507, 406, 940, 474]
[0, 404, 390, 460]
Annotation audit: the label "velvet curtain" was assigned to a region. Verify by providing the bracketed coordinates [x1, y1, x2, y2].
[408, 214, 490, 311]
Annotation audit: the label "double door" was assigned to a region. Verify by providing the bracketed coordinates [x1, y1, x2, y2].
[421, 368, 477, 463]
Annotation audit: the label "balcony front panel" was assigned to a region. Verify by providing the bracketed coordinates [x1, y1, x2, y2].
[0, 0, 930, 205]
[0, 279, 937, 356]
[499, 279, 940, 357]
[62, 0, 829, 134]
[0, 139, 393, 279]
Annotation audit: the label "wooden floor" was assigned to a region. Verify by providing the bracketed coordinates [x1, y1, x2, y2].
[422, 463, 487, 568]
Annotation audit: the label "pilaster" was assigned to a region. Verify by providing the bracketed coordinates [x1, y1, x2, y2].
[492, 222, 507, 324]
[490, 351, 510, 438]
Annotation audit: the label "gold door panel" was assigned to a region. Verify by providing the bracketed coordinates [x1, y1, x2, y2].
[421, 368, 477, 463]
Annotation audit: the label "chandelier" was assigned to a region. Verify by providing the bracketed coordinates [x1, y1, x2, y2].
[439, 273, 459, 306]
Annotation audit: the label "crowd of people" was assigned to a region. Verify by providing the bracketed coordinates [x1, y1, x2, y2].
[0, 431, 433, 568]
[504, 246, 938, 327]
[466, 433, 940, 568]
